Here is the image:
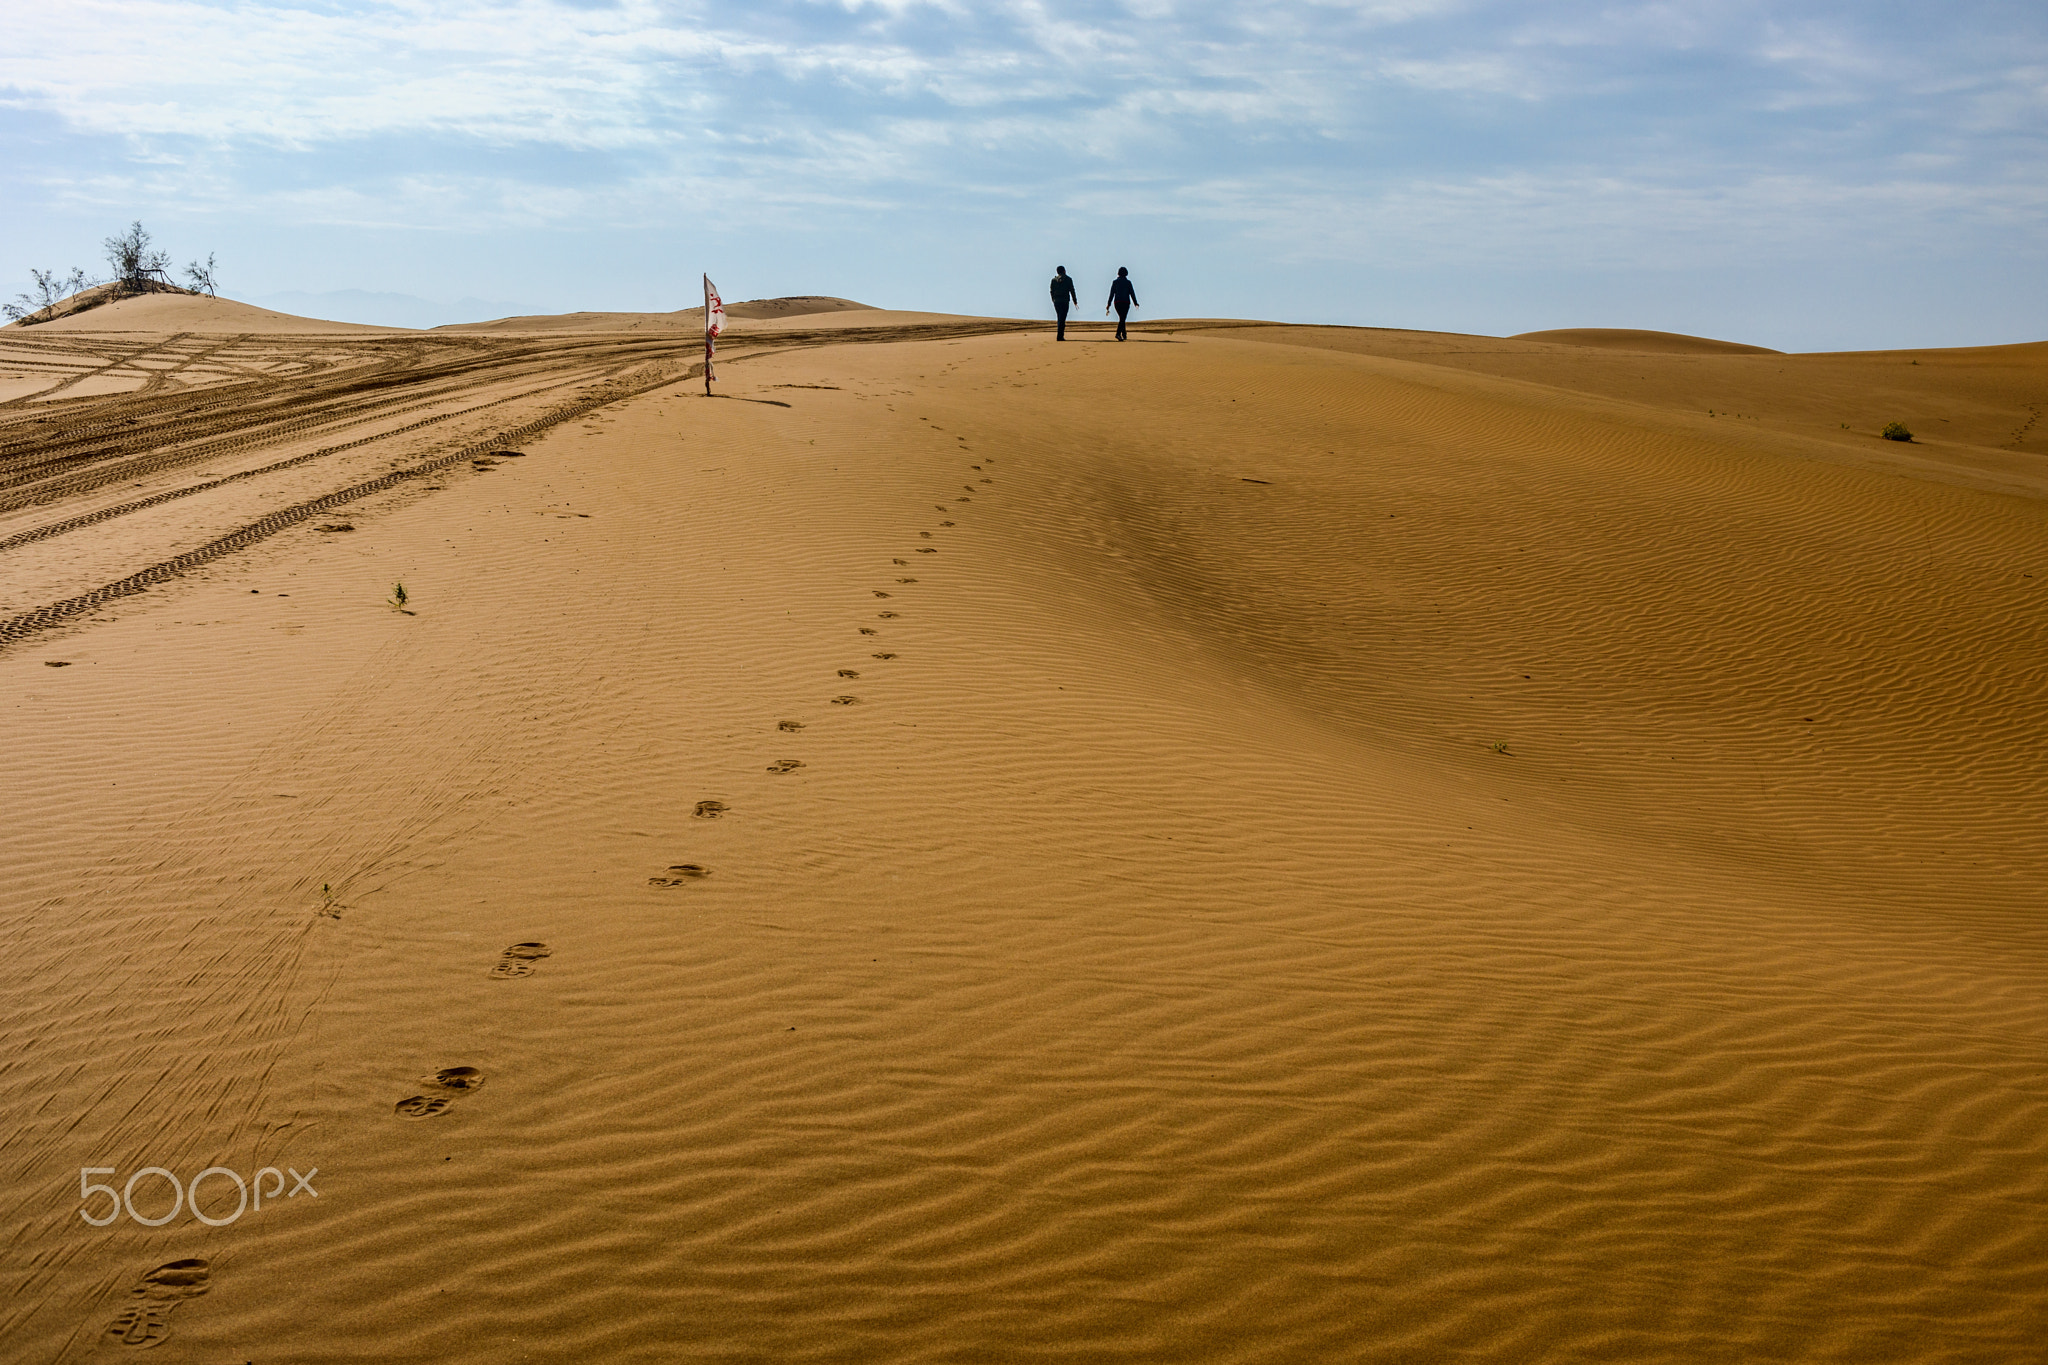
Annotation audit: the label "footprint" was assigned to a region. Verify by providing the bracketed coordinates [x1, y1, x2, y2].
[423, 1066, 485, 1092]
[873, 590, 891, 598]
[491, 942, 552, 978]
[104, 1306, 172, 1348]
[395, 1095, 456, 1119]
[877, 612, 899, 619]
[317, 523, 355, 533]
[915, 548, 937, 554]
[649, 864, 711, 885]
[830, 695, 860, 705]
[778, 720, 806, 732]
[896, 577, 917, 584]
[767, 758, 805, 773]
[859, 626, 879, 635]
[920, 531, 933, 538]
[838, 669, 861, 679]
[872, 652, 896, 660]
[693, 799, 729, 818]
[940, 521, 956, 527]
[104, 1258, 212, 1342]
[138, 1261, 211, 1300]
[893, 558, 909, 566]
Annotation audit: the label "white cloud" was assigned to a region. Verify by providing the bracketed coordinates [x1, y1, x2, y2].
[2, 0, 2042, 281]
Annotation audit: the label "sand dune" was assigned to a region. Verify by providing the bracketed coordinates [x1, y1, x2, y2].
[5, 292, 890, 338]
[437, 296, 886, 334]
[13, 290, 404, 335]
[1511, 327, 1782, 355]
[2, 308, 2044, 1363]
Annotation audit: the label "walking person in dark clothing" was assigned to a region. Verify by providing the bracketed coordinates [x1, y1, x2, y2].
[1050, 266, 1078, 340]
[1106, 267, 1138, 340]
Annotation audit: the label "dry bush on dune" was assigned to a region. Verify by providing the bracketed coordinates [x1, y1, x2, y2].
[4, 222, 218, 325]
[3, 267, 95, 324]
[103, 220, 175, 293]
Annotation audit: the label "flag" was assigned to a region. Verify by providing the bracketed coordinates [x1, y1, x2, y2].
[704, 274, 725, 340]
[703, 274, 725, 385]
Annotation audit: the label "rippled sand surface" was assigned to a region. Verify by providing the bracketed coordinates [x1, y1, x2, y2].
[3, 308, 2044, 1362]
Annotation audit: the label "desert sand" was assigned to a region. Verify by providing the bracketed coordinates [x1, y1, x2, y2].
[1, 299, 2044, 1363]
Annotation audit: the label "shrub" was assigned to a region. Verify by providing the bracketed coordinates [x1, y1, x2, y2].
[1881, 422, 1913, 442]
[3, 267, 96, 324]
[104, 221, 173, 293]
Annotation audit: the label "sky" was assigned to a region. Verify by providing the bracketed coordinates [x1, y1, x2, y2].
[2, 0, 2044, 349]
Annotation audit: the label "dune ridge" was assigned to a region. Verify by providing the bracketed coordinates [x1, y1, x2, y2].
[1510, 327, 1782, 355]
[1, 312, 2044, 1362]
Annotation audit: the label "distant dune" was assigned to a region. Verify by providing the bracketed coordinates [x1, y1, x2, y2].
[436, 296, 883, 333]
[5, 292, 891, 336]
[12, 289, 402, 335]
[1510, 326, 1783, 355]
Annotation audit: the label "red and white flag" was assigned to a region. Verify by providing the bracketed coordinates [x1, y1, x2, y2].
[704, 274, 725, 341]
[703, 273, 725, 387]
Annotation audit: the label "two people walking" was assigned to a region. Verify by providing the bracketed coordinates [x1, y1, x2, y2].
[1049, 266, 1139, 341]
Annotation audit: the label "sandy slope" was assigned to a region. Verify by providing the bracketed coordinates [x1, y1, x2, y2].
[14, 291, 405, 335]
[1, 316, 2044, 1363]
[1510, 327, 1781, 355]
[436, 296, 890, 333]
[4, 293, 891, 338]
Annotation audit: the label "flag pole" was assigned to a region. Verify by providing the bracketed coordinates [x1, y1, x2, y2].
[703, 273, 714, 396]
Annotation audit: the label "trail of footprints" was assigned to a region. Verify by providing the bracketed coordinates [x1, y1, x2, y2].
[639, 445, 993, 893]
[98, 443, 999, 1348]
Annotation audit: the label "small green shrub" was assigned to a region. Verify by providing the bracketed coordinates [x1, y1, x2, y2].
[1881, 422, 1913, 442]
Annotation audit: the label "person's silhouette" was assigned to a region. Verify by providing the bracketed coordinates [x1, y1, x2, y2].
[1106, 267, 1138, 341]
[1050, 266, 1078, 340]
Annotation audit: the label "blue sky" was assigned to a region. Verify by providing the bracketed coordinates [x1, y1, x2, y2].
[3, 0, 2043, 348]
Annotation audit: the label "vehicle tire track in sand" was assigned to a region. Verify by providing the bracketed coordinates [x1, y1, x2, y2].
[0, 361, 702, 648]
[0, 370, 601, 554]
[25, 332, 193, 403]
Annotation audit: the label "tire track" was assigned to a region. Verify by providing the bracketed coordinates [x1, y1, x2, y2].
[0, 360, 625, 513]
[25, 333, 192, 402]
[0, 369, 607, 555]
[143, 333, 258, 392]
[0, 337, 695, 503]
[0, 359, 704, 647]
